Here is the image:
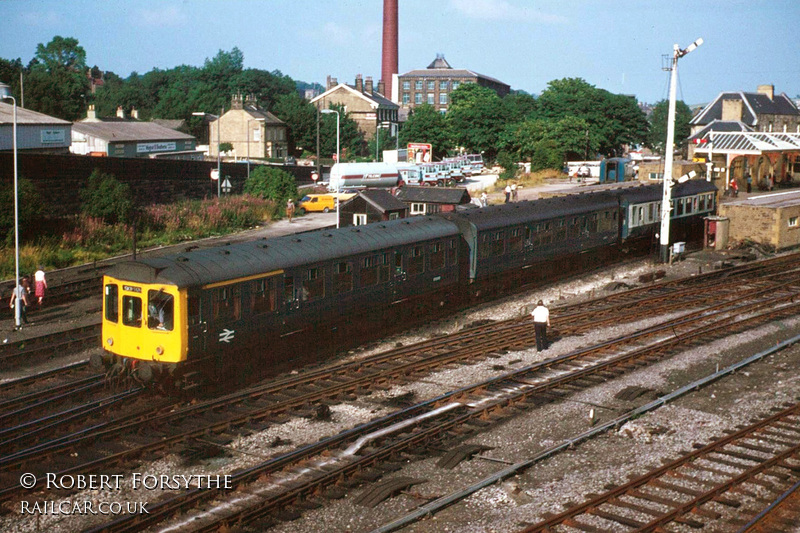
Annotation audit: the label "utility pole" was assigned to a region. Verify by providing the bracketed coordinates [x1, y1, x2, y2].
[659, 38, 703, 263]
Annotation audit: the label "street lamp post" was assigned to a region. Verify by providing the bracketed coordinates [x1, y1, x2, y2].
[192, 108, 224, 198]
[659, 37, 703, 263]
[246, 117, 265, 179]
[0, 82, 20, 329]
[321, 109, 340, 228]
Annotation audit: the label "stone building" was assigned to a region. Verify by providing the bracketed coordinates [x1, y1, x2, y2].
[210, 94, 288, 159]
[688, 84, 800, 160]
[719, 191, 800, 251]
[395, 54, 510, 113]
[311, 75, 399, 139]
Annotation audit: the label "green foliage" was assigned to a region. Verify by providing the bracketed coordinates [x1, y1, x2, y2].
[272, 92, 317, 154]
[398, 104, 451, 160]
[530, 139, 564, 172]
[447, 84, 505, 159]
[79, 169, 133, 225]
[244, 166, 298, 206]
[219, 142, 233, 153]
[367, 127, 396, 161]
[496, 151, 518, 181]
[535, 77, 648, 157]
[35, 36, 86, 72]
[647, 99, 693, 154]
[0, 177, 44, 243]
[318, 104, 366, 159]
[23, 36, 90, 121]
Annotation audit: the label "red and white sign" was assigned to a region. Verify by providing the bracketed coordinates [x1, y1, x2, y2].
[311, 172, 319, 181]
[210, 169, 220, 181]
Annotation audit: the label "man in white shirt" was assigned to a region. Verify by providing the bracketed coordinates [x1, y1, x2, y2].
[531, 300, 550, 351]
[504, 184, 511, 203]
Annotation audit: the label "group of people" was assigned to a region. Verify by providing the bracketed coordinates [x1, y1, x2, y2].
[504, 182, 519, 203]
[8, 266, 47, 331]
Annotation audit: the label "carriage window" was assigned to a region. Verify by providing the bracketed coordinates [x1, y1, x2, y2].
[334, 262, 353, 294]
[430, 242, 445, 270]
[303, 267, 325, 301]
[361, 256, 379, 286]
[253, 277, 277, 314]
[479, 234, 491, 259]
[446, 240, 456, 265]
[122, 295, 142, 328]
[378, 253, 391, 282]
[213, 286, 239, 321]
[408, 246, 425, 275]
[509, 228, 523, 252]
[148, 290, 174, 331]
[104, 284, 119, 323]
[284, 276, 295, 304]
[676, 198, 684, 216]
[395, 253, 404, 275]
[692, 197, 698, 212]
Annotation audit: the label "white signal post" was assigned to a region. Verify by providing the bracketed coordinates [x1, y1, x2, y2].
[660, 37, 703, 263]
[321, 109, 340, 228]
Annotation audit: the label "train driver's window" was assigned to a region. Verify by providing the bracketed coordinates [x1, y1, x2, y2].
[147, 290, 174, 331]
[105, 284, 119, 322]
[122, 295, 142, 328]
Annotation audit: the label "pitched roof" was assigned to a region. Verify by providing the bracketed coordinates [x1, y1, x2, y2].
[693, 131, 800, 154]
[691, 91, 800, 126]
[0, 102, 71, 126]
[356, 189, 408, 212]
[398, 68, 507, 86]
[688, 120, 753, 141]
[310, 83, 399, 110]
[427, 55, 453, 69]
[241, 105, 286, 125]
[396, 186, 472, 204]
[72, 120, 195, 142]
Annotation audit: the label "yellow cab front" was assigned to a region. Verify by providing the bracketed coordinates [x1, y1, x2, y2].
[102, 276, 187, 364]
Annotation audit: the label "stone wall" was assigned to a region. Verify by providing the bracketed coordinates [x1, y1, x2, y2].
[0, 153, 321, 217]
[719, 203, 778, 248]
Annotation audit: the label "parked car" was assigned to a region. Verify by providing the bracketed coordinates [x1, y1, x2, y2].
[284, 156, 297, 166]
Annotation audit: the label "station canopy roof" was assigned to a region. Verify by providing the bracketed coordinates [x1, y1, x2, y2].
[693, 131, 800, 154]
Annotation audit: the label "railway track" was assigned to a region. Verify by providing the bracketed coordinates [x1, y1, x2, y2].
[86, 282, 800, 532]
[0, 323, 100, 368]
[520, 401, 800, 533]
[737, 479, 800, 532]
[0, 262, 794, 494]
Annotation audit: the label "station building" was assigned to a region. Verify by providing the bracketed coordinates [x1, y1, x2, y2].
[71, 105, 198, 159]
[209, 94, 288, 160]
[720, 191, 800, 251]
[0, 102, 71, 154]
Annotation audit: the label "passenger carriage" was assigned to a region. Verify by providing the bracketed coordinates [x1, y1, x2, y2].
[102, 217, 463, 384]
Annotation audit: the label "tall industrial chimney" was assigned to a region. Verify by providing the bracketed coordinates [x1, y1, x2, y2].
[381, 0, 398, 98]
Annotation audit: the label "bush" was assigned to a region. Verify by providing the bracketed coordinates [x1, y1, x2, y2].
[496, 151, 518, 181]
[0, 177, 44, 243]
[80, 169, 133, 225]
[244, 166, 298, 206]
[530, 140, 564, 172]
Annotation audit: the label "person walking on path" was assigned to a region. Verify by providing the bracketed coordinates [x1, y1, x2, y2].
[10, 282, 30, 330]
[730, 178, 739, 197]
[504, 184, 511, 203]
[480, 191, 488, 207]
[34, 266, 47, 307]
[511, 182, 518, 201]
[531, 300, 550, 352]
[286, 198, 295, 223]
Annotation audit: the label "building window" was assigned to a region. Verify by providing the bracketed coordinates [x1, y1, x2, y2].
[403, 81, 410, 90]
[427, 80, 435, 91]
[790, 217, 799, 228]
[410, 203, 425, 215]
[354, 214, 367, 226]
[452, 81, 460, 90]
[440, 81, 448, 91]
[439, 93, 447, 105]
[402, 93, 410, 104]
[415, 80, 423, 90]
[415, 93, 422, 105]
[427, 93, 434, 105]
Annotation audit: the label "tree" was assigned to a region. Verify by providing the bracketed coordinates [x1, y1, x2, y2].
[535, 77, 648, 157]
[647, 99, 693, 154]
[80, 170, 133, 225]
[398, 104, 451, 159]
[447, 83, 506, 160]
[35, 36, 86, 72]
[367, 127, 396, 161]
[319, 104, 365, 160]
[0, 178, 44, 243]
[24, 36, 89, 120]
[272, 92, 318, 155]
[243, 166, 298, 206]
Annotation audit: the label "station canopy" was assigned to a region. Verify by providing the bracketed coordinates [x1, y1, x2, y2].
[694, 131, 800, 155]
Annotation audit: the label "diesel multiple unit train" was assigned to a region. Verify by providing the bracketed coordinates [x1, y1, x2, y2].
[101, 180, 717, 387]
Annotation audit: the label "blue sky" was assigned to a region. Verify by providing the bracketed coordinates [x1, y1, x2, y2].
[2, 0, 798, 105]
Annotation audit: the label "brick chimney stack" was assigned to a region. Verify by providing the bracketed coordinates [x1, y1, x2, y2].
[377, 80, 386, 96]
[365, 76, 374, 94]
[382, 0, 398, 99]
[757, 84, 774, 100]
[355, 74, 363, 93]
